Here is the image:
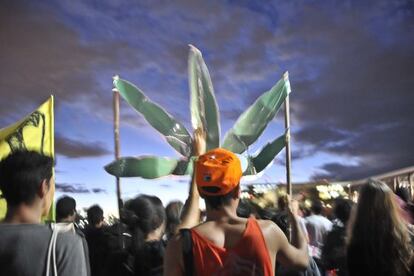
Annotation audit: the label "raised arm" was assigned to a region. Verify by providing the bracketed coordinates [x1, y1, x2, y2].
[175, 128, 205, 231]
[177, 171, 200, 230]
[276, 199, 309, 269]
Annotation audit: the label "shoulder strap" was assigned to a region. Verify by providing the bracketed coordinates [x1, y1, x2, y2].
[46, 223, 59, 276]
[179, 229, 193, 276]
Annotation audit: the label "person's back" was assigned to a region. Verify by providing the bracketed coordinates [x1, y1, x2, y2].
[306, 200, 332, 259]
[191, 216, 273, 275]
[84, 205, 109, 276]
[306, 214, 332, 247]
[165, 148, 309, 276]
[0, 224, 87, 276]
[0, 151, 87, 276]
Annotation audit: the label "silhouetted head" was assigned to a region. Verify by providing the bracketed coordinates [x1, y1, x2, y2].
[56, 196, 76, 222]
[87, 205, 104, 227]
[277, 195, 288, 211]
[333, 198, 353, 225]
[311, 199, 323, 215]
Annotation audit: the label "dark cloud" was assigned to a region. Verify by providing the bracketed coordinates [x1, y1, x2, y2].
[1, 0, 413, 183]
[0, 0, 136, 125]
[55, 183, 90, 194]
[55, 135, 111, 158]
[294, 125, 349, 148]
[91, 188, 106, 194]
[269, 2, 414, 180]
[56, 183, 106, 194]
[310, 162, 388, 181]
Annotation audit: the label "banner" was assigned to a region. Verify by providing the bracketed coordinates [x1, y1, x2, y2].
[0, 96, 54, 221]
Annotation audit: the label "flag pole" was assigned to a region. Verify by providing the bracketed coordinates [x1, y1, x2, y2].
[112, 88, 122, 218]
[284, 71, 292, 198]
[283, 71, 293, 241]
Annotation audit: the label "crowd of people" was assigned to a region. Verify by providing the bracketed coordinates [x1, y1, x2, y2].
[1, 148, 414, 276]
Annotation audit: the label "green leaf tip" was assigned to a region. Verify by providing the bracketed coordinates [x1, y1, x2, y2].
[188, 44, 201, 55]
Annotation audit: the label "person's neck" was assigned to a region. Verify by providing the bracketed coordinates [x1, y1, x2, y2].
[205, 204, 238, 222]
[4, 204, 42, 224]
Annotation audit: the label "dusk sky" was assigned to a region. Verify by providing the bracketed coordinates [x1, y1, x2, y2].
[1, 0, 413, 216]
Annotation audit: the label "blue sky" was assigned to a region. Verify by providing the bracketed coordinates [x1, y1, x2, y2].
[1, 0, 413, 216]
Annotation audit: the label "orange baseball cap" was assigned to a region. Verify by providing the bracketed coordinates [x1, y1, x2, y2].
[195, 148, 242, 196]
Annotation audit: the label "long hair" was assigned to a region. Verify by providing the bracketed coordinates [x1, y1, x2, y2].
[124, 195, 166, 276]
[347, 180, 413, 276]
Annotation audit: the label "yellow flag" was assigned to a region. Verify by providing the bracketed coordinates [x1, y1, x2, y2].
[0, 96, 54, 221]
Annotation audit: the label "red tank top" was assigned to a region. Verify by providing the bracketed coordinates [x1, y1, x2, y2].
[190, 217, 273, 276]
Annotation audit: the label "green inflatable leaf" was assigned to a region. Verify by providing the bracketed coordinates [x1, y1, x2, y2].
[188, 45, 220, 150]
[172, 156, 195, 176]
[113, 77, 193, 156]
[243, 134, 286, 175]
[105, 156, 178, 178]
[252, 134, 286, 173]
[222, 74, 291, 154]
[243, 156, 257, 176]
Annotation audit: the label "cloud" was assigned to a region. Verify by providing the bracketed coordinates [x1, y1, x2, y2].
[294, 126, 349, 147]
[265, 2, 414, 180]
[55, 183, 90, 194]
[2, 0, 413, 182]
[55, 135, 111, 158]
[311, 162, 380, 181]
[56, 183, 106, 194]
[91, 188, 106, 194]
[0, 0, 137, 127]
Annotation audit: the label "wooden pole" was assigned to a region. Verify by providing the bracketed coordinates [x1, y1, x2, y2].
[284, 72, 292, 198]
[283, 71, 292, 241]
[113, 89, 122, 217]
[410, 173, 413, 201]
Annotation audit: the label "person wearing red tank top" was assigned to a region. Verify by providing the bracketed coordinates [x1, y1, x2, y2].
[165, 147, 309, 276]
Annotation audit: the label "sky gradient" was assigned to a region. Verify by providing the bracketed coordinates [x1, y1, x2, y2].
[1, 0, 413, 216]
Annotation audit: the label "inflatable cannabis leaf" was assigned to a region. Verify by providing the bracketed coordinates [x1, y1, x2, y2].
[105, 45, 291, 179]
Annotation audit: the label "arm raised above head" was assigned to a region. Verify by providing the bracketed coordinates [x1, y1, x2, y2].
[175, 128, 205, 232]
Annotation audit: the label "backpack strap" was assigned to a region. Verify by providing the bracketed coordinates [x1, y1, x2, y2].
[179, 229, 193, 276]
[46, 223, 59, 276]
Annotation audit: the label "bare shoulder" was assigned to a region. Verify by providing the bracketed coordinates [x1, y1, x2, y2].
[256, 219, 282, 234]
[256, 219, 286, 249]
